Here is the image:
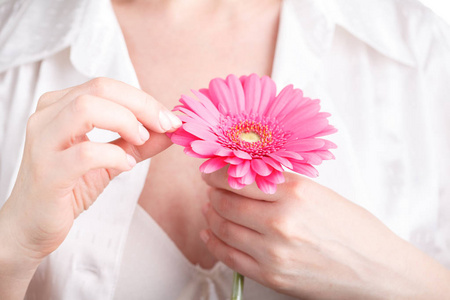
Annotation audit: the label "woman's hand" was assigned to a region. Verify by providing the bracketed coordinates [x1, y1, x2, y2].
[201, 168, 450, 299]
[0, 78, 180, 289]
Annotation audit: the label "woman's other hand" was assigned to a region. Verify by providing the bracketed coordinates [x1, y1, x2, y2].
[0, 77, 180, 299]
[201, 168, 450, 299]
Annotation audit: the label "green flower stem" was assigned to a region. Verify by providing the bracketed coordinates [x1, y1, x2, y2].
[231, 272, 244, 300]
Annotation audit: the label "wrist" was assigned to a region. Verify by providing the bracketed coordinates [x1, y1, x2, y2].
[369, 237, 450, 299]
[0, 201, 43, 283]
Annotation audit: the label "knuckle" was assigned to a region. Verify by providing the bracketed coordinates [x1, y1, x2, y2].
[262, 271, 288, 291]
[266, 216, 314, 245]
[266, 245, 286, 265]
[72, 95, 91, 116]
[289, 177, 311, 201]
[87, 77, 110, 96]
[37, 91, 56, 109]
[266, 217, 293, 238]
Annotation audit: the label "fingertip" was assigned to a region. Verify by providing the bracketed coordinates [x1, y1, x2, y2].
[167, 111, 182, 131]
[159, 110, 182, 132]
[138, 125, 150, 143]
[126, 154, 137, 168]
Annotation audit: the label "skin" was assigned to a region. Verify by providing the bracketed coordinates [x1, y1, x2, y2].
[113, 0, 281, 268]
[201, 168, 450, 299]
[0, 0, 450, 299]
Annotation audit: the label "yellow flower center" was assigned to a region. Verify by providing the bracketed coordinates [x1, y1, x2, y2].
[239, 131, 261, 143]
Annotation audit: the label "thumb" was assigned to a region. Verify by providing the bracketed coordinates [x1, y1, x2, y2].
[130, 131, 173, 162]
[111, 130, 173, 169]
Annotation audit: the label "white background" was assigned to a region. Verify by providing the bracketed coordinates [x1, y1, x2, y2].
[420, 0, 450, 24]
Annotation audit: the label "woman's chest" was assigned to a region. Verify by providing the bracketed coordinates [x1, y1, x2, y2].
[113, 0, 281, 265]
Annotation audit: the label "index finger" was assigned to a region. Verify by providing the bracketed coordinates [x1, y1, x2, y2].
[45, 77, 182, 133]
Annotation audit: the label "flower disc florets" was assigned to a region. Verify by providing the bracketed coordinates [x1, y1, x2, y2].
[218, 115, 291, 158]
[170, 74, 337, 194]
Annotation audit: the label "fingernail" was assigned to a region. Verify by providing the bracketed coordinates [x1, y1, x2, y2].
[200, 230, 210, 243]
[167, 111, 182, 129]
[201, 203, 210, 215]
[127, 154, 137, 168]
[159, 110, 173, 131]
[139, 125, 150, 142]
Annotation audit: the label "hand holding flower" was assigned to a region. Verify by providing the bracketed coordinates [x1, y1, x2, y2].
[201, 168, 450, 299]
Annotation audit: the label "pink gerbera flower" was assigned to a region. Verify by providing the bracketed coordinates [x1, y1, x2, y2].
[170, 74, 337, 194]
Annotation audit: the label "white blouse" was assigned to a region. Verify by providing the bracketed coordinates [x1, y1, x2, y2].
[114, 204, 295, 300]
[0, 0, 449, 299]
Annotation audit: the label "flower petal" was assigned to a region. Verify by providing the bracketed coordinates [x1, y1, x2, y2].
[228, 176, 246, 190]
[171, 127, 197, 147]
[315, 150, 336, 160]
[228, 160, 251, 177]
[216, 148, 234, 157]
[199, 88, 215, 105]
[183, 123, 217, 141]
[180, 95, 219, 125]
[268, 153, 293, 169]
[272, 150, 303, 161]
[319, 139, 338, 150]
[177, 114, 212, 130]
[251, 159, 273, 176]
[315, 125, 338, 137]
[298, 153, 323, 165]
[191, 90, 221, 120]
[288, 162, 319, 177]
[242, 74, 261, 114]
[287, 118, 330, 140]
[209, 78, 238, 114]
[258, 76, 277, 115]
[224, 156, 244, 165]
[199, 157, 228, 173]
[237, 168, 256, 185]
[255, 176, 277, 194]
[191, 140, 222, 156]
[270, 86, 303, 120]
[265, 84, 294, 118]
[261, 156, 284, 172]
[226, 74, 246, 113]
[284, 139, 325, 152]
[282, 98, 320, 126]
[277, 89, 304, 118]
[184, 147, 210, 158]
[265, 170, 285, 184]
[233, 150, 252, 160]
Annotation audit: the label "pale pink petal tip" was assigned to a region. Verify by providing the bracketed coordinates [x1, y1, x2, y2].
[228, 176, 246, 190]
[199, 157, 227, 173]
[255, 176, 277, 194]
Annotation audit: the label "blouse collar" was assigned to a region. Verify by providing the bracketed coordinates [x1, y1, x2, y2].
[0, 0, 417, 76]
